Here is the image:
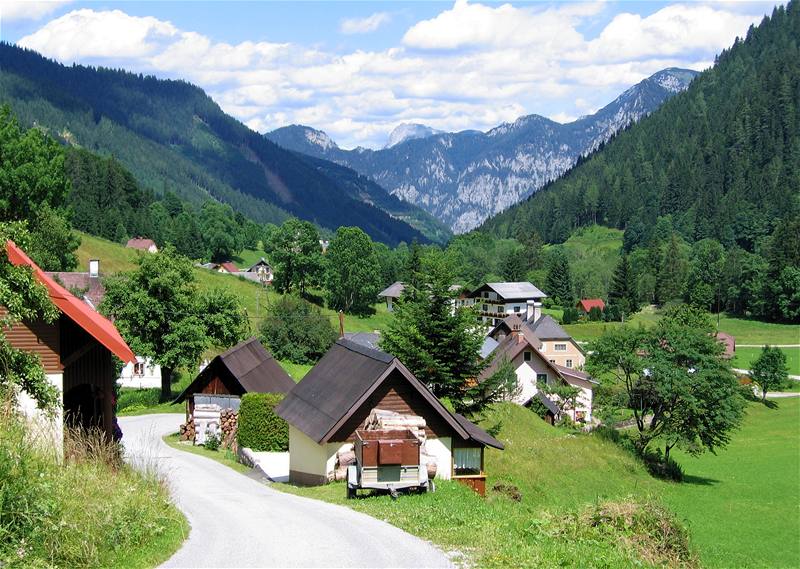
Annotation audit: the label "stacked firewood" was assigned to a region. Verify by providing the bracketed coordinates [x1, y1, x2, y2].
[179, 417, 196, 441]
[220, 408, 239, 451]
[330, 445, 355, 482]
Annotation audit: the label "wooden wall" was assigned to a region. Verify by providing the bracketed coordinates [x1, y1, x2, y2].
[330, 370, 454, 442]
[0, 307, 61, 373]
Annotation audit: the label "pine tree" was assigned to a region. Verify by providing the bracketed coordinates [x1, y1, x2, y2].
[545, 250, 574, 306]
[655, 233, 687, 305]
[608, 254, 638, 317]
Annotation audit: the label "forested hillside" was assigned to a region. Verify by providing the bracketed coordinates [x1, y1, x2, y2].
[0, 44, 425, 246]
[484, 4, 798, 243]
[481, 3, 800, 322]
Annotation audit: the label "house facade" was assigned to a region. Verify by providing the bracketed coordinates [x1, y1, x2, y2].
[528, 315, 586, 369]
[276, 339, 503, 490]
[4, 240, 135, 448]
[244, 258, 273, 283]
[480, 314, 595, 423]
[466, 282, 547, 327]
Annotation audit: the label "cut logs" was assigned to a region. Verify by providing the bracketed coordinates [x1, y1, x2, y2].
[220, 408, 239, 451]
[179, 417, 196, 441]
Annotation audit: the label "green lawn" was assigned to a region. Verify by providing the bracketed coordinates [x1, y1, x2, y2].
[279, 360, 313, 382]
[163, 433, 251, 474]
[663, 398, 800, 569]
[275, 400, 799, 568]
[732, 346, 800, 375]
[716, 314, 800, 346]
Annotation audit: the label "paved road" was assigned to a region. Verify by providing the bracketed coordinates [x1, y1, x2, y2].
[120, 415, 452, 569]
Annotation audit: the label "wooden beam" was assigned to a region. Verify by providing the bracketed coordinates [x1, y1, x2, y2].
[60, 341, 96, 369]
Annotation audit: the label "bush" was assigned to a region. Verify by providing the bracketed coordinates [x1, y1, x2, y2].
[604, 304, 623, 322]
[561, 307, 580, 325]
[204, 431, 221, 451]
[588, 306, 603, 321]
[260, 294, 338, 364]
[237, 393, 288, 452]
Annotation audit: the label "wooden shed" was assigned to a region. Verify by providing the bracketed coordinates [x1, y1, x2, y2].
[173, 337, 295, 417]
[276, 339, 503, 493]
[3, 240, 135, 448]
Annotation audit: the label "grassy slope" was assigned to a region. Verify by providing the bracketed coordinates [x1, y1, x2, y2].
[163, 434, 250, 474]
[732, 346, 800, 375]
[276, 400, 799, 568]
[663, 398, 800, 569]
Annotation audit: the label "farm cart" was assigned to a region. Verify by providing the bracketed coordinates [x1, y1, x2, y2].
[347, 429, 432, 499]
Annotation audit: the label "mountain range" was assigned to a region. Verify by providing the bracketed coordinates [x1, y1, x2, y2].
[0, 43, 442, 246]
[266, 68, 698, 233]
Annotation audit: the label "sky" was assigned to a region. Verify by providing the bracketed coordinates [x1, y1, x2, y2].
[0, 1, 780, 149]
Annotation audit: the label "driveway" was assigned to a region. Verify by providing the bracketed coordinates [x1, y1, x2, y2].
[120, 415, 453, 569]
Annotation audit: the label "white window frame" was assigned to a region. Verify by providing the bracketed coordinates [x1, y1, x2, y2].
[566, 359, 573, 368]
[555, 343, 567, 352]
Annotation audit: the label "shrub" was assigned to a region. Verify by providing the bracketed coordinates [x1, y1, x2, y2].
[260, 294, 338, 364]
[604, 303, 623, 322]
[561, 307, 580, 325]
[237, 393, 288, 451]
[204, 431, 221, 451]
[588, 306, 604, 321]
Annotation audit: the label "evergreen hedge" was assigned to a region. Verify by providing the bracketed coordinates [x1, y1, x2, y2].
[237, 393, 289, 452]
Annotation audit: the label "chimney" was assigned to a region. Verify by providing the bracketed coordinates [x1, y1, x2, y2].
[89, 259, 100, 278]
[338, 310, 345, 339]
[526, 299, 542, 323]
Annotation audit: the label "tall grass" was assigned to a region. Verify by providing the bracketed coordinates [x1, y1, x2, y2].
[0, 401, 186, 568]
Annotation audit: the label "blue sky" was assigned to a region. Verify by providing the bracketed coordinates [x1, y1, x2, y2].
[0, 1, 779, 148]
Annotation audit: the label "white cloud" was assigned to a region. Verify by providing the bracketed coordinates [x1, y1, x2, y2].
[0, 1, 71, 22]
[15, 2, 770, 148]
[340, 11, 391, 35]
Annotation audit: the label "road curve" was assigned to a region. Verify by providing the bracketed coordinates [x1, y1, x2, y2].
[120, 414, 453, 569]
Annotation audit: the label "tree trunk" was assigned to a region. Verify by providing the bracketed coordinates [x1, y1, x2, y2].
[664, 443, 673, 462]
[160, 366, 174, 403]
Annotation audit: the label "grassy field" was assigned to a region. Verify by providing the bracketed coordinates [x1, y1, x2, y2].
[163, 433, 251, 474]
[77, 232, 392, 336]
[716, 314, 800, 346]
[732, 346, 800, 375]
[663, 398, 800, 568]
[275, 400, 799, 568]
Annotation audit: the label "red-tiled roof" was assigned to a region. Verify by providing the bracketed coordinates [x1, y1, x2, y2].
[126, 238, 157, 251]
[6, 240, 135, 363]
[220, 261, 239, 273]
[577, 299, 605, 312]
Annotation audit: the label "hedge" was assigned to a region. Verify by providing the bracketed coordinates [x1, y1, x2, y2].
[237, 393, 289, 452]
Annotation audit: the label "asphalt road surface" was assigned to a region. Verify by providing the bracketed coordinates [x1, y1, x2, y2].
[120, 414, 453, 568]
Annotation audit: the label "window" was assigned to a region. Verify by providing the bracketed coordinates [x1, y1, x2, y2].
[482, 303, 488, 312]
[536, 373, 548, 384]
[566, 359, 573, 368]
[549, 359, 555, 363]
[453, 447, 482, 476]
[523, 351, 532, 362]
[555, 343, 567, 351]
[133, 362, 144, 376]
[513, 305, 521, 313]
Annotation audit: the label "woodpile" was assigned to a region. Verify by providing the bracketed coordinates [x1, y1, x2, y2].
[365, 408, 438, 477]
[220, 408, 238, 451]
[179, 417, 196, 441]
[329, 444, 356, 482]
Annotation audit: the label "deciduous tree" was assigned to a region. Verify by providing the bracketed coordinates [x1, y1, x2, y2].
[324, 226, 381, 316]
[101, 247, 248, 401]
[750, 346, 789, 401]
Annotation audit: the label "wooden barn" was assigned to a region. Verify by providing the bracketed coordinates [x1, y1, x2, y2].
[3, 240, 135, 447]
[276, 339, 503, 494]
[173, 337, 295, 417]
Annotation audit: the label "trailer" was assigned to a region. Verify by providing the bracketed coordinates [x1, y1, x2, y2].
[347, 429, 432, 499]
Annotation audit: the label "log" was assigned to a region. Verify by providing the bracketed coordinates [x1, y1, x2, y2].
[337, 450, 356, 467]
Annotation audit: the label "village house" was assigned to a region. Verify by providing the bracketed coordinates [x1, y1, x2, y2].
[528, 314, 586, 369]
[125, 237, 158, 253]
[275, 339, 503, 494]
[378, 281, 466, 312]
[174, 337, 295, 419]
[243, 257, 273, 283]
[480, 314, 596, 423]
[46, 259, 162, 389]
[466, 282, 547, 327]
[576, 298, 605, 315]
[3, 241, 135, 448]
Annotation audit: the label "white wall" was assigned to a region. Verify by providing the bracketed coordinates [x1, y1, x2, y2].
[117, 356, 161, 389]
[424, 436, 452, 480]
[288, 425, 329, 480]
[17, 373, 63, 454]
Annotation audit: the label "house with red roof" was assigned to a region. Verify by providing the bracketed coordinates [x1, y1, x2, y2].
[576, 298, 605, 314]
[3, 240, 135, 449]
[126, 237, 158, 253]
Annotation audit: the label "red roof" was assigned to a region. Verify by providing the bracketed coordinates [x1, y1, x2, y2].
[220, 261, 239, 273]
[6, 240, 135, 363]
[126, 238, 157, 251]
[577, 298, 605, 312]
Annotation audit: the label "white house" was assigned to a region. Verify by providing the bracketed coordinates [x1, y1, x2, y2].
[479, 314, 595, 423]
[467, 282, 547, 328]
[118, 356, 162, 389]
